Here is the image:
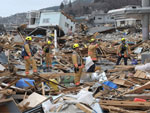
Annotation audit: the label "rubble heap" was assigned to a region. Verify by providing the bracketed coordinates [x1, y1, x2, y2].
[1, 28, 150, 113]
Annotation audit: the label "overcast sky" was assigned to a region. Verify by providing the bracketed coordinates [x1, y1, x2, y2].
[0, 0, 64, 17]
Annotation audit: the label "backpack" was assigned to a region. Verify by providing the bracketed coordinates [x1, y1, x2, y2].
[21, 46, 26, 58]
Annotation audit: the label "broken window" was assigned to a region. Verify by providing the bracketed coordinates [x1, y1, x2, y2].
[70, 26, 73, 30]
[120, 21, 125, 25]
[65, 22, 69, 28]
[111, 17, 114, 19]
[42, 18, 49, 23]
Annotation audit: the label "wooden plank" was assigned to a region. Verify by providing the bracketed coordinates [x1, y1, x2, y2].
[128, 77, 149, 85]
[56, 105, 63, 112]
[42, 82, 45, 96]
[0, 89, 15, 95]
[134, 70, 142, 77]
[115, 65, 135, 69]
[24, 80, 33, 88]
[139, 72, 146, 79]
[63, 96, 76, 100]
[108, 67, 133, 73]
[100, 100, 150, 109]
[0, 72, 11, 77]
[124, 81, 150, 94]
[12, 94, 25, 100]
[4, 78, 20, 89]
[119, 74, 126, 79]
[101, 105, 146, 113]
[1, 83, 25, 92]
[133, 71, 150, 79]
[76, 103, 93, 113]
[113, 79, 134, 87]
[123, 93, 150, 100]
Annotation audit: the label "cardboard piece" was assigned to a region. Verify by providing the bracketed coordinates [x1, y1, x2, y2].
[19, 92, 47, 108]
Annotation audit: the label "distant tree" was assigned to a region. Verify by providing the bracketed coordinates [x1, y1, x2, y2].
[69, 0, 72, 8]
[63, 0, 141, 16]
[60, 2, 64, 10]
[63, 0, 68, 6]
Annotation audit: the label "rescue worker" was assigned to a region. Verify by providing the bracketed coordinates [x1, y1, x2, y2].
[49, 30, 55, 41]
[116, 38, 131, 65]
[22, 36, 38, 75]
[43, 40, 54, 72]
[87, 38, 100, 72]
[72, 43, 84, 86]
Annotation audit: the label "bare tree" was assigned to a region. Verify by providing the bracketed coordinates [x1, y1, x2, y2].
[63, 0, 69, 6]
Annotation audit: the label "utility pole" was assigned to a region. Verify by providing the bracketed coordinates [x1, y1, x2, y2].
[142, 0, 150, 41]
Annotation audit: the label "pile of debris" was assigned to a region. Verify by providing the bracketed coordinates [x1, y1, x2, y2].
[1, 28, 150, 113]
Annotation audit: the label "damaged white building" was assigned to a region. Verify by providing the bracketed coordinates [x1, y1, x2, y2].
[27, 10, 76, 36]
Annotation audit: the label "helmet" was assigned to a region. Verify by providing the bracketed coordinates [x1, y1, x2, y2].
[47, 41, 52, 45]
[25, 36, 32, 41]
[73, 43, 79, 48]
[121, 38, 125, 41]
[90, 38, 95, 42]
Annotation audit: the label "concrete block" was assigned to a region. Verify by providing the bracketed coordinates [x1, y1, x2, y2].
[141, 53, 150, 64]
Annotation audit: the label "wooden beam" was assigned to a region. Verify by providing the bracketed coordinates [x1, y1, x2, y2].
[4, 78, 20, 89]
[123, 93, 150, 100]
[0, 89, 15, 95]
[124, 81, 150, 94]
[76, 103, 93, 113]
[108, 66, 134, 73]
[12, 94, 25, 100]
[101, 105, 146, 113]
[0, 72, 11, 77]
[41, 82, 45, 96]
[113, 79, 134, 87]
[100, 100, 150, 109]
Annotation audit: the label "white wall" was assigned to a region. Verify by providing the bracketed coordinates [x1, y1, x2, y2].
[28, 11, 76, 34]
[117, 19, 136, 27]
[94, 14, 115, 24]
[59, 14, 76, 34]
[39, 12, 61, 26]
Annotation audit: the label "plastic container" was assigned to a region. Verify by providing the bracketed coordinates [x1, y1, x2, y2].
[49, 79, 59, 91]
[131, 59, 138, 65]
[134, 98, 146, 102]
[16, 78, 35, 88]
[103, 81, 118, 90]
[52, 61, 59, 66]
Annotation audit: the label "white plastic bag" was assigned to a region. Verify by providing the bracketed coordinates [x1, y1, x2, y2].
[91, 73, 99, 81]
[77, 89, 94, 105]
[135, 65, 146, 71]
[134, 47, 143, 54]
[85, 56, 94, 71]
[145, 63, 150, 71]
[99, 72, 107, 83]
[135, 63, 150, 71]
